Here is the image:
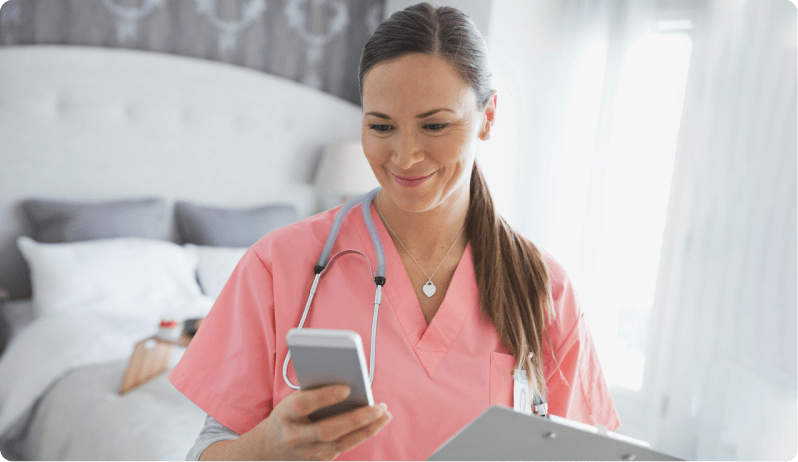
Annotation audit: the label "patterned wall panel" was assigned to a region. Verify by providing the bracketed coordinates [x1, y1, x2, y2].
[0, 0, 384, 105]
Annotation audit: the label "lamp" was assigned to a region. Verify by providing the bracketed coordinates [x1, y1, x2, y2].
[315, 141, 379, 200]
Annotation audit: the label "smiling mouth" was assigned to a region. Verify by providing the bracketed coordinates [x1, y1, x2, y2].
[391, 172, 434, 188]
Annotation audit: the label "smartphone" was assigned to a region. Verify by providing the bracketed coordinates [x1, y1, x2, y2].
[286, 328, 374, 421]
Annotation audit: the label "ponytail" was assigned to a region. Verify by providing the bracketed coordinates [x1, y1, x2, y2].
[466, 162, 553, 395]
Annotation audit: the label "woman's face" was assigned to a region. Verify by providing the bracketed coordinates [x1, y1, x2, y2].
[361, 53, 494, 214]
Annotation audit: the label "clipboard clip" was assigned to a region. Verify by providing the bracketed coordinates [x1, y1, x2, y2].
[533, 394, 548, 417]
[513, 369, 547, 417]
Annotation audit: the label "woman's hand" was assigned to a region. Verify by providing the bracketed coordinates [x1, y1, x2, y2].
[225, 384, 392, 460]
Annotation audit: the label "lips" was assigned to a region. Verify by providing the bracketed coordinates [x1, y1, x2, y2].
[391, 172, 434, 188]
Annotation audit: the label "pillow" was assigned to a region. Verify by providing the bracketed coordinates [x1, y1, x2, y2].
[186, 244, 248, 299]
[175, 201, 297, 247]
[22, 198, 169, 243]
[17, 236, 202, 317]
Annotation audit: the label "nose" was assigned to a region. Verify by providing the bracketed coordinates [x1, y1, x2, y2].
[391, 128, 425, 170]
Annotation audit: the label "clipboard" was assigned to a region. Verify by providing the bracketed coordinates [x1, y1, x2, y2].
[428, 405, 681, 461]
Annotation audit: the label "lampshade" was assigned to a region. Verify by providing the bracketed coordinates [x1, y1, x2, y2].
[315, 141, 379, 196]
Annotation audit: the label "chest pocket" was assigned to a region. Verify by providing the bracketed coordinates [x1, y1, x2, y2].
[489, 351, 515, 406]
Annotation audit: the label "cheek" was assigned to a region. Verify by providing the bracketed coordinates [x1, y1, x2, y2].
[432, 131, 477, 168]
[361, 133, 389, 168]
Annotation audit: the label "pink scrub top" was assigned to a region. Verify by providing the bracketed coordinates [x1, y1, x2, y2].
[169, 203, 620, 460]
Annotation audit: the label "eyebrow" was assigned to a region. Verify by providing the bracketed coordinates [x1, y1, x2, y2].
[364, 108, 455, 120]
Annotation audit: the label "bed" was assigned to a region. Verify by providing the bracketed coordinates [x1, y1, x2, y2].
[0, 45, 363, 460]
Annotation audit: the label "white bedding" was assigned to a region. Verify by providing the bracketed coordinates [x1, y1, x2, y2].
[0, 297, 213, 460]
[22, 358, 206, 460]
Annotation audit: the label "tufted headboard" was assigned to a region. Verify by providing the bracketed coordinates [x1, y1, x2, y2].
[0, 45, 363, 299]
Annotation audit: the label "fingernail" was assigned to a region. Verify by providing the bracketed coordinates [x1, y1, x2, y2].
[379, 402, 388, 411]
[334, 385, 350, 400]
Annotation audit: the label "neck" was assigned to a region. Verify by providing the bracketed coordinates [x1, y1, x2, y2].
[374, 186, 469, 258]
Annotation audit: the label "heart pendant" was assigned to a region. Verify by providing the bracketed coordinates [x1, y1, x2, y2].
[422, 281, 437, 298]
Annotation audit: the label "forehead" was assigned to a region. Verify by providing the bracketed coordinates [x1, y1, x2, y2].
[361, 54, 477, 114]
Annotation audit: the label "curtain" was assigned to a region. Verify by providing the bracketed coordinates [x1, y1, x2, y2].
[483, 0, 660, 288]
[0, 0, 384, 104]
[486, 0, 796, 459]
[651, 0, 796, 459]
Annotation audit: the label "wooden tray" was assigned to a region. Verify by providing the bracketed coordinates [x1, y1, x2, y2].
[118, 333, 192, 395]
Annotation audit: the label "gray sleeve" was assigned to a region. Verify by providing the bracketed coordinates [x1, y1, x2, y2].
[186, 414, 240, 461]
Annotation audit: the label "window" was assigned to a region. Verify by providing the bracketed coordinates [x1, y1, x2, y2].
[582, 32, 693, 391]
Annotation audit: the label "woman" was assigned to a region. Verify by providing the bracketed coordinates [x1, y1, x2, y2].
[170, 3, 620, 460]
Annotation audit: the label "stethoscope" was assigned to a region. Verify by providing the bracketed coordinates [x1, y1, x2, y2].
[280, 186, 548, 416]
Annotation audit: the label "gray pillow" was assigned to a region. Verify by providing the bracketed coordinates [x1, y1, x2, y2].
[23, 198, 169, 243]
[175, 202, 297, 247]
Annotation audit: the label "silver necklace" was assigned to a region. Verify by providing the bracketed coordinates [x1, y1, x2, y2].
[376, 193, 465, 298]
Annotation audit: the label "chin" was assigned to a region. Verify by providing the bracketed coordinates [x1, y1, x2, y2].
[387, 188, 441, 213]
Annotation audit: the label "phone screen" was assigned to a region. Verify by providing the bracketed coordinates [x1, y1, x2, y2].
[287, 330, 374, 421]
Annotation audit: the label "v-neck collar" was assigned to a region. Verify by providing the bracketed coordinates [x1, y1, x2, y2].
[352, 202, 478, 377]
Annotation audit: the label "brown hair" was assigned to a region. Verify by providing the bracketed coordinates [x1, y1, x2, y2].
[359, 3, 554, 396]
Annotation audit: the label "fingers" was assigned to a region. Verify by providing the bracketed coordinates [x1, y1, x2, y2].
[334, 409, 393, 454]
[304, 405, 393, 460]
[288, 384, 351, 419]
[315, 403, 389, 442]
[274, 388, 392, 459]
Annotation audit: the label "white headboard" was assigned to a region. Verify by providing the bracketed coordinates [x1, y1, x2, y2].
[0, 45, 363, 298]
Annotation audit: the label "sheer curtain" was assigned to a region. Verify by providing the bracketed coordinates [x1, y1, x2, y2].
[648, 1, 796, 459]
[484, 0, 796, 459]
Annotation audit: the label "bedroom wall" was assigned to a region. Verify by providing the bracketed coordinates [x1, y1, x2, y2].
[0, 0, 384, 105]
[383, 0, 492, 38]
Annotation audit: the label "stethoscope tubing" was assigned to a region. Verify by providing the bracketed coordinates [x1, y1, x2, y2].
[280, 187, 547, 414]
[283, 188, 385, 390]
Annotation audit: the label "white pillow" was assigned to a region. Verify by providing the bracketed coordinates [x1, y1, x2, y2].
[17, 236, 203, 317]
[185, 244, 248, 299]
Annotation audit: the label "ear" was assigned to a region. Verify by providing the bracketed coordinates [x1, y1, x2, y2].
[480, 91, 497, 140]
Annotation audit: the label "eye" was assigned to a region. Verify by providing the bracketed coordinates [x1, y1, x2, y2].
[369, 124, 393, 133]
[424, 123, 448, 131]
